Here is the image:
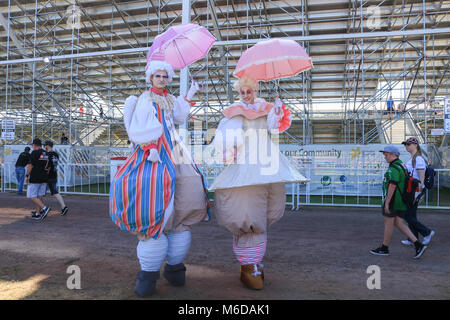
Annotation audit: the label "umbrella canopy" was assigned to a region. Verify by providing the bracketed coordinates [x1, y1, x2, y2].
[147, 23, 216, 70]
[233, 38, 313, 81]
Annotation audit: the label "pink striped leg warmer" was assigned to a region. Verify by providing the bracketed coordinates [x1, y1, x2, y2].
[232, 236, 267, 265]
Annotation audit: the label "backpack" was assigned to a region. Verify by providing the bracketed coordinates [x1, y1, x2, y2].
[424, 166, 435, 189]
[412, 155, 435, 190]
[389, 162, 420, 209]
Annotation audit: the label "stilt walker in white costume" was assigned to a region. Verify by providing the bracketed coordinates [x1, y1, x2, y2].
[109, 53, 210, 297]
[210, 75, 309, 290]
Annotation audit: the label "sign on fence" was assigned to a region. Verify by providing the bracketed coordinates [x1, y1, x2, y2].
[430, 128, 445, 136]
[1, 119, 15, 140]
[279, 144, 427, 196]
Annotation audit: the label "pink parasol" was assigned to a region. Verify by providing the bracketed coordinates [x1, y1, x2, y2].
[147, 23, 216, 70]
[233, 38, 313, 81]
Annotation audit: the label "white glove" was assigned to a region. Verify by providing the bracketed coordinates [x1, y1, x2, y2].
[147, 148, 161, 163]
[186, 80, 200, 101]
[273, 96, 283, 115]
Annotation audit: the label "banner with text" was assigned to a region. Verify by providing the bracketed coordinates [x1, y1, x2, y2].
[280, 144, 428, 196]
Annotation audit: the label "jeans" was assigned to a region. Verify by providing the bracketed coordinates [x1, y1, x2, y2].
[405, 206, 431, 239]
[15, 167, 26, 194]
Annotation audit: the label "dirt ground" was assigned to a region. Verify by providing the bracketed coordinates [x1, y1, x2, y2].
[0, 192, 449, 300]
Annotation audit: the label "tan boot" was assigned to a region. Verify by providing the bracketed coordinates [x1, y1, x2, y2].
[240, 264, 263, 290]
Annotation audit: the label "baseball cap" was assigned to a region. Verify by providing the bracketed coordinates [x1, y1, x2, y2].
[32, 138, 42, 146]
[401, 137, 419, 145]
[379, 146, 400, 155]
[44, 140, 54, 147]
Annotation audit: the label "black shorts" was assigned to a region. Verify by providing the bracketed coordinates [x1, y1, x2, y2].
[47, 180, 59, 195]
[381, 206, 405, 218]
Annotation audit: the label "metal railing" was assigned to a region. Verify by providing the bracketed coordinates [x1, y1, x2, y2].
[57, 164, 111, 196]
[1, 163, 111, 197]
[2, 163, 16, 192]
[1, 162, 449, 210]
[287, 168, 450, 210]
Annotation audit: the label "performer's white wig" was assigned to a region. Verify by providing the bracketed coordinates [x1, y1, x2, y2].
[145, 60, 175, 84]
[233, 75, 259, 92]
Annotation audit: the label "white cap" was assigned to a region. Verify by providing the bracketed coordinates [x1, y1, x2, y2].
[379, 145, 400, 155]
[145, 52, 174, 84]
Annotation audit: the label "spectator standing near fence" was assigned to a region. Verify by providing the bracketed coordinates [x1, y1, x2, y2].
[60, 133, 69, 145]
[400, 137, 435, 246]
[25, 138, 51, 220]
[386, 96, 394, 119]
[44, 140, 68, 216]
[15, 146, 31, 195]
[370, 146, 427, 259]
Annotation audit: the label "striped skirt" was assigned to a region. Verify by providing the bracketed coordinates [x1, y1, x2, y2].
[109, 145, 176, 239]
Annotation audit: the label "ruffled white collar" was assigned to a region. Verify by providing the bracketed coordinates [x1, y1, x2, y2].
[238, 98, 267, 112]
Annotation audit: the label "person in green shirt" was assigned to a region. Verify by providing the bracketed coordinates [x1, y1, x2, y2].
[370, 146, 427, 259]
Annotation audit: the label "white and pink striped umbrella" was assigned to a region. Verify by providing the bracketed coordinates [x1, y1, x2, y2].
[233, 38, 313, 81]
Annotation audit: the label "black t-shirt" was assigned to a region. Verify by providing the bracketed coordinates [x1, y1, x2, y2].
[46, 150, 59, 181]
[15, 152, 31, 167]
[29, 148, 50, 183]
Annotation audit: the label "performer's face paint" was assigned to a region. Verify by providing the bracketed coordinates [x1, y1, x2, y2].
[240, 86, 255, 105]
[151, 70, 169, 90]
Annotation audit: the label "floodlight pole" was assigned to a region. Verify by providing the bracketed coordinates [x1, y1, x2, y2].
[179, 0, 191, 142]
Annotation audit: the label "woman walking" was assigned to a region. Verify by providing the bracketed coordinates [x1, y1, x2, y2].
[401, 137, 435, 246]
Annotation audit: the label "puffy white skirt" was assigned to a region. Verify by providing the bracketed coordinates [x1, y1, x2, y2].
[210, 152, 309, 190]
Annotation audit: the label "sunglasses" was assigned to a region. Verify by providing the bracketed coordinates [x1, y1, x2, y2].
[240, 89, 253, 95]
[154, 74, 169, 79]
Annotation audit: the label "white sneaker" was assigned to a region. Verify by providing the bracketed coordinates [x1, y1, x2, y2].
[422, 230, 435, 245]
[401, 240, 413, 246]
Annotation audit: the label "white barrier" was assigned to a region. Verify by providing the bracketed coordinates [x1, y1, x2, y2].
[110, 158, 127, 183]
[1, 144, 449, 210]
[58, 163, 110, 196]
[286, 168, 450, 210]
[2, 145, 132, 188]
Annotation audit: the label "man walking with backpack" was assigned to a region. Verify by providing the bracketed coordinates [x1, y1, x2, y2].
[370, 146, 427, 259]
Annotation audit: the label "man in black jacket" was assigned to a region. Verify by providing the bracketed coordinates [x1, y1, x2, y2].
[15, 146, 31, 195]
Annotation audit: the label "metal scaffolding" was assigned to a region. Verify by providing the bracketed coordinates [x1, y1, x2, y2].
[0, 0, 449, 149]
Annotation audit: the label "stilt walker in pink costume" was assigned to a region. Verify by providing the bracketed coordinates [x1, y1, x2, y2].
[109, 52, 209, 297]
[210, 75, 309, 290]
